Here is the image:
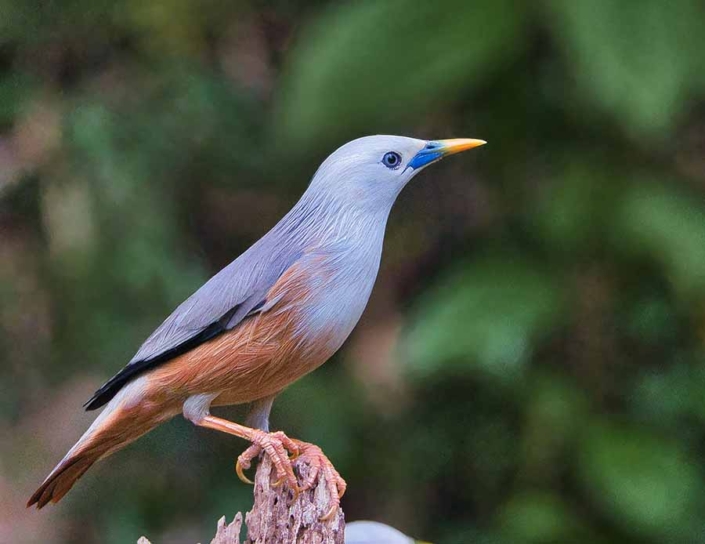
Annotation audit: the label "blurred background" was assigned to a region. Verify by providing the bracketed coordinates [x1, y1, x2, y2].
[2, 1, 705, 543]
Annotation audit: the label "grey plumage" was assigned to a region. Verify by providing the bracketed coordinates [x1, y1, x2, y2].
[86, 136, 431, 411]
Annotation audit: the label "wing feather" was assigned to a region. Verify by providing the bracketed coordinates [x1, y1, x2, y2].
[84, 239, 302, 411]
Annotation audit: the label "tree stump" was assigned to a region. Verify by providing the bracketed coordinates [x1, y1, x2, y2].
[139, 455, 344, 544]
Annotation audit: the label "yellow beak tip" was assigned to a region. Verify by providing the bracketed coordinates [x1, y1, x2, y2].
[437, 138, 487, 154]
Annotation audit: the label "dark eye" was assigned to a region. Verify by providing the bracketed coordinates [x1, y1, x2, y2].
[382, 151, 402, 169]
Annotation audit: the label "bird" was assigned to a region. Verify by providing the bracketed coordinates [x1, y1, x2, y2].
[345, 520, 430, 544]
[28, 135, 485, 518]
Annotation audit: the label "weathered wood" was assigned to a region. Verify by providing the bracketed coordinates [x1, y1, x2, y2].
[244, 455, 344, 543]
[138, 455, 344, 544]
[209, 513, 244, 544]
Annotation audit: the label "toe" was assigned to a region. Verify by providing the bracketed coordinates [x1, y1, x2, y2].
[235, 443, 262, 484]
[261, 440, 299, 493]
[236, 459, 255, 485]
[318, 501, 340, 521]
[336, 476, 347, 498]
[271, 431, 300, 458]
[290, 441, 344, 519]
[300, 463, 320, 492]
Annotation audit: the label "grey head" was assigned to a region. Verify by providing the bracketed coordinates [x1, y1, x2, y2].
[305, 135, 486, 217]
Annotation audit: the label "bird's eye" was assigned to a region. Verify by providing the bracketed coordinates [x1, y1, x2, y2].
[382, 152, 402, 169]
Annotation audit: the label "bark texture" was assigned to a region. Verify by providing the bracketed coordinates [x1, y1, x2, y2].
[138, 455, 344, 544]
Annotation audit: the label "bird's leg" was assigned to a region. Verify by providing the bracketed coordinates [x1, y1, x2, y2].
[186, 398, 342, 518]
[292, 439, 347, 520]
[195, 415, 300, 492]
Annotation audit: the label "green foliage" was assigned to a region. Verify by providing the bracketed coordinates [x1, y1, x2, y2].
[275, 0, 527, 152]
[615, 182, 705, 297]
[498, 491, 594, 543]
[405, 255, 564, 384]
[545, 0, 705, 140]
[579, 421, 702, 539]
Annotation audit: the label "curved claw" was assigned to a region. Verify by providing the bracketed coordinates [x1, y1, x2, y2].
[272, 476, 301, 498]
[235, 460, 255, 485]
[319, 503, 339, 522]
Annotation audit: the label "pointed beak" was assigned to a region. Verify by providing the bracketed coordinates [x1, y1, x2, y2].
[408, 138, 486, 170]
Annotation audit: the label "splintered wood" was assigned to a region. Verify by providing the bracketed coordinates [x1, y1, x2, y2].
[138, 455, 344, 544]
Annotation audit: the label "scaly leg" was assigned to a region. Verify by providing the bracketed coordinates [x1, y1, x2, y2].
[195, 415, 300, 493]
[195, 415, 344, 518]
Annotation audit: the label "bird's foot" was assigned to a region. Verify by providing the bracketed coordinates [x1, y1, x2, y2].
[292, 440, 347, 520]
[236, 430, 300, 492]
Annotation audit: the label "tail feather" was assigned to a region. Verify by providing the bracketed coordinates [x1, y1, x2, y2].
[28, 378, 171, 509]
[28, 454, 97, 508]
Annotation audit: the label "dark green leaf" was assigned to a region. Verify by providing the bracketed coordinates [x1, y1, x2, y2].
[275, 0, 527, 152]
[404, 255, 565, 382]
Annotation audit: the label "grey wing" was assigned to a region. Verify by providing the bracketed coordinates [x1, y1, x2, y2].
[84, 240, 302, 410]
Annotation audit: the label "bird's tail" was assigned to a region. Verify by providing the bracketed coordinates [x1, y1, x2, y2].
[27, 379, 173, 509]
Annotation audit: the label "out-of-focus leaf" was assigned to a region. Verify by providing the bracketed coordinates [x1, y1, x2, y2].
[403, 255, 565, 383]
[0, 0, 115, 43]
[0, 74, 38, 126]
[528, 374, 588, 441]
[545, 0, 705, 139]
[530, 158, 622, 256]
[613, 181, 705, 297]
[274, 0, 527, 152]
[52, 102, 208, 369]
[632, 361, 705, 427]
[498, 491, 594, 543]
[122, 0, 234, 57]
[623, 293, 678, 349]
[578, 421, 702, 539]
[127, 65, 267, 180]
[521, 373, 589, 479]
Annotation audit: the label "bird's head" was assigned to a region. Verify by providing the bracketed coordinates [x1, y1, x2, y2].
[307, 135, 485, 213]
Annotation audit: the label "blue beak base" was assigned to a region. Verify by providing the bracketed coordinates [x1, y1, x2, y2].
[408, 138, 486, 170]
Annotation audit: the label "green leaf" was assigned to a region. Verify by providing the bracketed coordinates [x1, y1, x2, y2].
[403, 255, 564, 383]
[499, 491, 594, 543]
[530, 158, 623, 256]
[545, 0, 705, 139]
[522, 373, 589, 471]
[578, 421, 702, 539]
[613, 181, 705, 297]
[632, 361, 705, 427]
[0, 0, 115, 44]
[0, 73, 38, 125]
[274, 0, 527, 152]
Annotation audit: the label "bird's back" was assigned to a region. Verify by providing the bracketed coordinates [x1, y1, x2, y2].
[86, 185, 388, 409]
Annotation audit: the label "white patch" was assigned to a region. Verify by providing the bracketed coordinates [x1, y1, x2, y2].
[119, 376, 148, 410]
[183, 392, 219, 424]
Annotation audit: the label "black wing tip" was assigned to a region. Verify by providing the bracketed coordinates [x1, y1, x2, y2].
[83, 374, 128, 411]
[83, 388, 112, 411]
[82, 309, 239, 412]
[83, 395, 104, 411]
[83, 356, 164, 412]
